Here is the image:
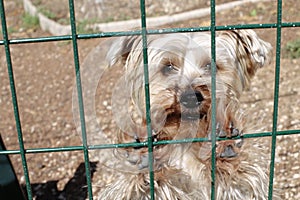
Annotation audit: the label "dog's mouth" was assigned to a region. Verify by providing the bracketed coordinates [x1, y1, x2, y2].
[182, 112, 206, 121]
[166, 111, 206, 122]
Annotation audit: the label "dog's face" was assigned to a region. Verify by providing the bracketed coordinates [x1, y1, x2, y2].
[108, 30, 272, 144]
[100, 31, 274, 199]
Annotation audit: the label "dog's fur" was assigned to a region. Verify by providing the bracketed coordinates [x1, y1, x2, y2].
[98, 30, 276, 199]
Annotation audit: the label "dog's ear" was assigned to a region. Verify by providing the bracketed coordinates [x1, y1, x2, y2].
[106, 35, 142, 67]
[219, 30, 272, 88]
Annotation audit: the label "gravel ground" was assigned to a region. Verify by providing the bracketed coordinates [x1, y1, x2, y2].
[0, 0, 300, 199]
[30, 0, 232, 24]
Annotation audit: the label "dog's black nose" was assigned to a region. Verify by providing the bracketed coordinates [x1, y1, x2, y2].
[180, 91, 204, 108]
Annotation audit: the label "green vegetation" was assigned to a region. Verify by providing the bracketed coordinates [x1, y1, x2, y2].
[22, 13, 39, 29]
[38, 7, 57, 20]
[77, 19, 97, 34]
[285, 38, 300, 59]
[250, 9, 257, 17]
[7, 27, 17, 34]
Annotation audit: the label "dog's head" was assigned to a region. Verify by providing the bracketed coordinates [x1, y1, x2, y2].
[108, 30, 272, 141]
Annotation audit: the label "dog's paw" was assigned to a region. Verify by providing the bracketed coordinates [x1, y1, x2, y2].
[217, 140, 244, 159]
[122, 134, 148, 169]
[219, 144, 237, 158]
[128, 133, 161, 170]
[229, 121, 241, 138]
[216, 121, 242, 138]
[124, 150, 149, 170]
[216, 122, 244, 158]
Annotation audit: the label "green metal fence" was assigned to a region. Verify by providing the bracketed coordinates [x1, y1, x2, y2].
[1, 0, 300, 199]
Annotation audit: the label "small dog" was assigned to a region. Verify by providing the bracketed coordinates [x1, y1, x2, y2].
[98, 30, 276, 199]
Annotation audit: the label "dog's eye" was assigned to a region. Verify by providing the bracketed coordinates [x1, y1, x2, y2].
[204, 63, 211, 70]
[161, 64, 178, 75]
[202, 62, 219, 72]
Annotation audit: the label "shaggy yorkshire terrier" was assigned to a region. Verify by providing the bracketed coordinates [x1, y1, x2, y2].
[98, 30, 276, 200]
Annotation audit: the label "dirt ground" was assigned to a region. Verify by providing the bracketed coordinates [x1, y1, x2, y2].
[0, 0, 300, 199]
[30, 0, 232, 24]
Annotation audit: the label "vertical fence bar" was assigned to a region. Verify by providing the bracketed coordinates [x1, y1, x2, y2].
[139, 0, 155, 199]
[0, 0, 297, 199]
[0, 0, 33, 199]
[210, 0, 217, 199]
[268, 0, 282, 199]
[68, 0, 93, 199]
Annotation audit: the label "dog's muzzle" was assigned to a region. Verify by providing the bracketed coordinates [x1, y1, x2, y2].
[179, 90, 205, 121]
[180, 90, 204, 108]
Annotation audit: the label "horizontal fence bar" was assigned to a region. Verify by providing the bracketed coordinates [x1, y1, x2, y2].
[0, 30, 142, 45]
[1, 22, 299, 45]
[1, 129, 299, 155]
[0, 146, 84, 154]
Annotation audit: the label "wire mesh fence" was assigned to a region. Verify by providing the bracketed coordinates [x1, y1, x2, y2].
[1, 0, 300, 199]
